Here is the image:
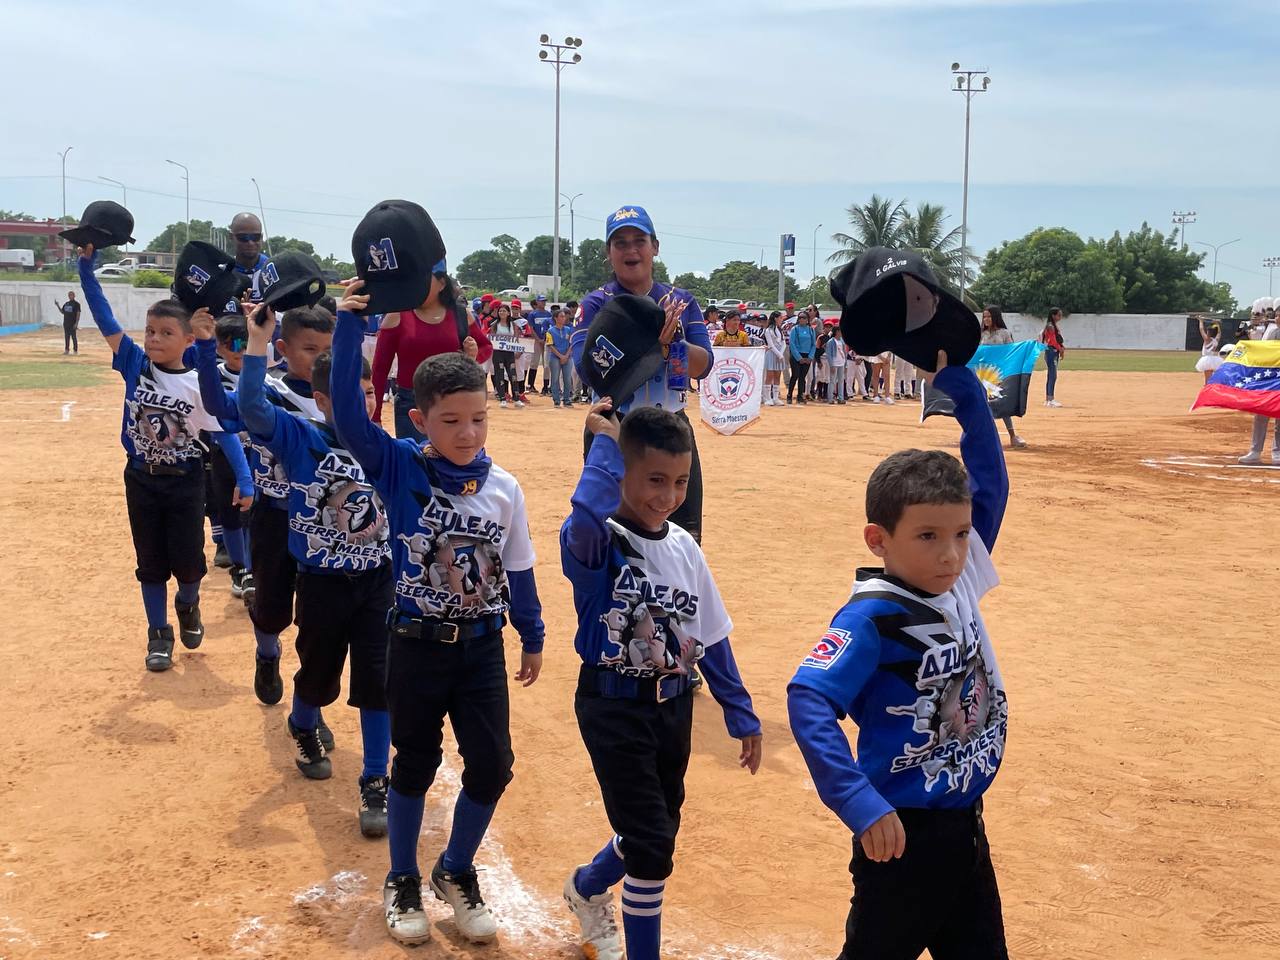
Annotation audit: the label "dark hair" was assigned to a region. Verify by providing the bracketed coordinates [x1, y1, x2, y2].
[565, 300, 579, 313]
[553, 307, 568, 320]
[1047, 307, 1062, 322]
[310, 351, 370, 397]
[983, 305, 1007, 330]
[281, 305, 335, 341]
[619, 405, 693, 464]
[866, 449, 971, 533]
[413, 351, 487, 411]
[704, 304, 721, 318]
[148, 300, 192, 333]
[767, 310, 782, 329]
[317, 295, 338, 314]
[215, 314, 248, 344]
[436, 272, 462, 315]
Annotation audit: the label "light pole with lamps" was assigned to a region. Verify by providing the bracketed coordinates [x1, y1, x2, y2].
[99, 176, 127, 250]
[251, 177, 273, 257]
[561, 191, 582, 288]
[1193, 238, 1241, 286]
[166, 160, 190, 243]
[58, 146, 73, 263]
[1265, 257, 1280, 297]
[539, 34, 583, 302]
[811, 223, 822, 295]
[951, 64, 990, 305]
[1172, 210, 1196, 248]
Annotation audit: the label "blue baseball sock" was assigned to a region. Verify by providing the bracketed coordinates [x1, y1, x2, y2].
[387, 786, 425, 878]
[574, 836, 627, 898]
[253, 628, 280, 659]
[289, 694, 319, 732]
[140, 582, 167, 629]
[359, 708, 390, 781]
[621, 876, 664, 960]
[442, 790, 497, 874]
[175, 580, 200, 606]
[224, 527, 249, 570]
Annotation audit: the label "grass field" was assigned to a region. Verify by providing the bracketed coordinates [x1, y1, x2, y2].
[0, 357, 107, 389]
[1057, 349, 1199, 372]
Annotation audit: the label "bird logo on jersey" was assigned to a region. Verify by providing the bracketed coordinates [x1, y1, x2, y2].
[395, 490, 509, 616]
[126, 379, 200, 463]
[292, 451, 388, 569]
[598, 554, 703, 678]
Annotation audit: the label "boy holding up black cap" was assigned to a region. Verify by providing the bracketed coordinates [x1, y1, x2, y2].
[77, 244, 252, 671]
[330, 281, 545, 948]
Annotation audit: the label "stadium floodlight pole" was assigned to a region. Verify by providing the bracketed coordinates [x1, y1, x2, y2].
[561, 191, 582, 288]
[166, 159, 190, 243]
[812, 223, 822, 291]
[539, 33, 583, 302]
[1172, 210, 1196, 248]
[951, 64, 990, 305]
[1264, 256, 1280, 297]
[99, 177, 127, 249]
[1193, 237, 1241, 286]
[58, 146, 73, 263]
[251, 177, 273, 256]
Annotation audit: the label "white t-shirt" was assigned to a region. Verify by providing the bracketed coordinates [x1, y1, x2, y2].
[124, 364, 223, 465]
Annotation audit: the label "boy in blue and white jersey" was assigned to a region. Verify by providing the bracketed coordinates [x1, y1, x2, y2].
[788, 353, 1012, 960]
[330, 281, 545, 948]
[560, 401, 762, 960]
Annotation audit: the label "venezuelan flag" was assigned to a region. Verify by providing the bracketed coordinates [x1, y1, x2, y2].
[923, 340, 1047, 421]
[1192, 341, 1280, 417]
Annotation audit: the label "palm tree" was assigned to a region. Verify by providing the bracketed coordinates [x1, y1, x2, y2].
[899, 202, 976, 297]
[828, 195, 907, 267]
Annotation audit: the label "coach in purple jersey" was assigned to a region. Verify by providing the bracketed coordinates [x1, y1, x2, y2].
[572, 205, 714, 543]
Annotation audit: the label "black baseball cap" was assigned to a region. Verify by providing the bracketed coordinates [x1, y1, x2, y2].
[59, 200, 136, 249]
[832, 247, 979, 372]
[581, 294, 666, 405]
[258, 251, 326, 311]
[351, 199, 446, 316]
[172, 241, 251, 315]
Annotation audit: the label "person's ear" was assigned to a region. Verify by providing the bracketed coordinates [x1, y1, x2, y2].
[274, 338, 287, 360]
[864, 523, 889, 559]
[408, 406, 429, 433]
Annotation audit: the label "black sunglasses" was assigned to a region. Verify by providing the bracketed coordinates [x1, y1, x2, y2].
[235, 233, 263, 242]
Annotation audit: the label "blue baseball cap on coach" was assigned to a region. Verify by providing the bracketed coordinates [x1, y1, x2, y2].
[605, 205, 655, 242]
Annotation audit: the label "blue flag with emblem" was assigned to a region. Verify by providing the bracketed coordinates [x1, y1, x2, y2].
[922, 340, 1046, 420]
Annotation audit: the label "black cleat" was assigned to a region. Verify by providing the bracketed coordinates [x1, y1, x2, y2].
[318, 713, 335, 751]
[238, 570, 256, 609]
[359, 775, 389, 838]
[145, 626, 175, 672]
[689, 667, 705, 694]
[288, 716, 332, 780]
[174, 599, 204, 649]
[254, 655, 283, 705]
[213, 543, 232, 569]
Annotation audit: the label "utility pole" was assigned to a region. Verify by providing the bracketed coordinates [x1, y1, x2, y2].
[539, 34, 584, 301]
[561, 191, 582, 288]
[951, 64, 990, 305]
[1193, 238, 1241, 286]
[1265, 257, 1280, 297]
[58, 146, 73, 263]
[251, 177, 273, 256]
[1172, 210, 1197, 248]
[166, 160, 190, 243]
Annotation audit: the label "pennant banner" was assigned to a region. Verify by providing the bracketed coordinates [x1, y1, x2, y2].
[923, 340, 1047, 421]
[1191, 341, 1280, 417]
[699, 346, 765, 435]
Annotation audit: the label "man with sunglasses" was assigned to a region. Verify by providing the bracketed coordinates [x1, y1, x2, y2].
[230, 213, 270, 299]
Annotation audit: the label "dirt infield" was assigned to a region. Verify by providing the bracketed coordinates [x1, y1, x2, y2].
[1, 330, 1277, 960]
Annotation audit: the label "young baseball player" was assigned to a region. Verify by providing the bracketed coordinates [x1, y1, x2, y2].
[196, 306, 335, 717]
[561, 401, 763, 960]
[787, 352, 1011, 960]
[224, 303, 393, 836]
[77, 246, 252, 671]
[209, 314, 255, 604]
[330, 281, 545, 947]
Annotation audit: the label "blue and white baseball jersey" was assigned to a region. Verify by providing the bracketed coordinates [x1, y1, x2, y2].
[112, 338, 224, 465]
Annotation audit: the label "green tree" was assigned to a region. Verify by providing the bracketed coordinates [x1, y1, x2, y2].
[673, 272, 710, 302]
[828, 194, 907, 267]
[899, 202, 973, 298]
[320, 254, 356, 279]
[146, 219, 216, 253]
[490, 234, 522, 270]
[1104, 223, 1233, 313]
[701, 260, 799, 305]
[575, 238, 611, 292]
[456, 249, 519, 291]
[970, 228, 1124, 315]
[519, 235, 573, 278]
[268, 236, 317, 259]
[653, 260, 671, 285]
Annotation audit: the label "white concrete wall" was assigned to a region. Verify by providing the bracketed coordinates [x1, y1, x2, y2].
[1003, 313, 1191, 350]
[0, 279, 167, 330]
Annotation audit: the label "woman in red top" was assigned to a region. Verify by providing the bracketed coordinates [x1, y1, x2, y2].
[372, 263, 493, 441]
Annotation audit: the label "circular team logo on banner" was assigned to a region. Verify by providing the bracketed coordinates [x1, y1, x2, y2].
[702, 356, 756, 413]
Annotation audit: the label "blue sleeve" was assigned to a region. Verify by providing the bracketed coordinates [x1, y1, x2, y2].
[78, 256, 122, 337]
[237, 354, 279, 441]
[932, 365, 1009, 550]
[332, 310, 397, 482]
[507, 567, 545, 654]
[788, 329, 800, 361]
[212, 431, 252, 493]
[563, 433, 623, 569]
[787, 684, 894, 838]
[571, 294, 599, 381]
[195, 338, 243, 426]
[698, 638, 761, 738]
[680, 297, 713, 375]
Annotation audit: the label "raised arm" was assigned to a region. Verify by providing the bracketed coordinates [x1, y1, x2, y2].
[238, 306, 280, 441]
[193, 334, 244, 426]
[77, 249, 125, 354]
[332, 289, 398, 483]
[562, 408, 623, 570]
[932, 362, 1008, 551]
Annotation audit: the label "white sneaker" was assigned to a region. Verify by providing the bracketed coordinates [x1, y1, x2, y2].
[384, 874, 431, 945]
[1239, 451, 1262, 465]
[871, 396, 881, 404]
[515, 400, 525, 408]
[430, 855, 498, 943]
[883, 395, 896, 405]
[564, 868, 623, 960]
[500, 399, 509, 409]
[1046, 399, 1063, 408]
[1011, 436, 1028, 449]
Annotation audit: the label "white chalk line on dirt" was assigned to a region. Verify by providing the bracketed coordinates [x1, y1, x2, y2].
[1141, 457, 1280, 485]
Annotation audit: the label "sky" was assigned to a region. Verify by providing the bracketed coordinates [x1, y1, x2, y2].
[4, 0, 1278, 302]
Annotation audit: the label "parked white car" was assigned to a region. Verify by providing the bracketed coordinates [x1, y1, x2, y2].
[93, 265, 132, 279]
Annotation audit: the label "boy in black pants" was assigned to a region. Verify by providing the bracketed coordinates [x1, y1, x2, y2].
[330, 281, 545, 947]
[207, 314, 255, 603]
[788, 353, 1012, 959]
[560, 401, 762, 960]
[77, 245, 252, 671]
